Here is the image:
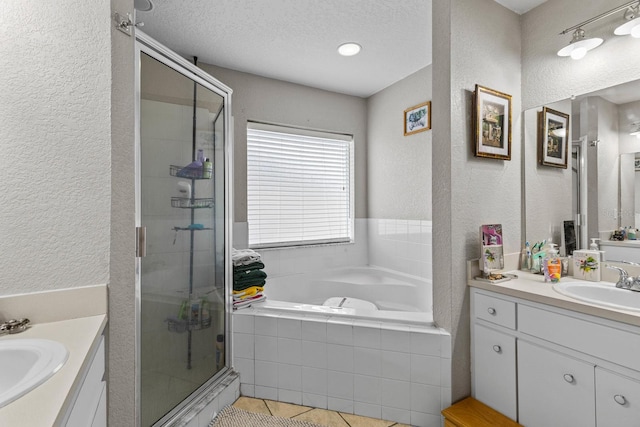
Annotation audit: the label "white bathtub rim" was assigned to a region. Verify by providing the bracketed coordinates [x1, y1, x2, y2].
[238, 299, 435, 328]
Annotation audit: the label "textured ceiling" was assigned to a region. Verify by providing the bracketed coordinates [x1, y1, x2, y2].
[137, 0, 547, 98]
[137, 0, 432, 98]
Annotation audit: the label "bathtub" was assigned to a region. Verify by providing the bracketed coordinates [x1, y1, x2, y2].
[259, 266, 433, 325]
[232, 266, 450, 427]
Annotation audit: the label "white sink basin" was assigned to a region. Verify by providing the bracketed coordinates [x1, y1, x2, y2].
[0, 338, 68, 408]
[552, 281, 640, 312]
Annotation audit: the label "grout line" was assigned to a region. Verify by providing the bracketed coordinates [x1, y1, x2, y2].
[262, 398, 274, 416]
[337, 412, 352, 426]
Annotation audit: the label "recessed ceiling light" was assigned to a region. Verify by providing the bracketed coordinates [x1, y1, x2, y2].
[337, 42, 362, 57]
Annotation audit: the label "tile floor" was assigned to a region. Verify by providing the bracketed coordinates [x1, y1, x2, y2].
[233, 396, 412, 427]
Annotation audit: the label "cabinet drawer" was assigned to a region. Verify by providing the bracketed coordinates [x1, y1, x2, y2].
[473, 292, 516, 330]
[518, 340, 595, 427]
[472, 324, 517, 420]
[596, 368, 640, 427]
[519, 304, 640, 372]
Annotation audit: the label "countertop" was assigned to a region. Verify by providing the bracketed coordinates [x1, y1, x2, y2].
[0, 284, 107, 427]
[600, 239, 640, 248]
[469, 270, 640, 327]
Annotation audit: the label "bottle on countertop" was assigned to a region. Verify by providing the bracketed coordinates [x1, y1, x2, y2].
[202, 157, 213, 179]
[628, 227, 637, 240]
[590, 238, 606, 262]
[543, 244, 561, 283]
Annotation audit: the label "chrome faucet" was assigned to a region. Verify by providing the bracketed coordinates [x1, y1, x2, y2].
[606, 265, 640, 292]
[0, 318, 30, 335]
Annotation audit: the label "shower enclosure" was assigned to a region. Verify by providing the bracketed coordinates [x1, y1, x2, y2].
[135, 32, 233, 426]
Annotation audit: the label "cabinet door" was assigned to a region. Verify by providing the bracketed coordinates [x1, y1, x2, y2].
[472, 324, 517, 420]
[518, 340, 595, 427]
[596, 367, 640, 427]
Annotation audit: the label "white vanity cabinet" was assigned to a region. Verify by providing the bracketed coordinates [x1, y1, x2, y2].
[517, 340, 595, 426]
[471, 288, 640, 427]
[63, 335, 106, 427]
[471, 291, 518, 420]
[595, 368, 640, 426]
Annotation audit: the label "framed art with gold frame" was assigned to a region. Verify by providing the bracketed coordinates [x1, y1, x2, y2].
[474, 84, 512, 160]
[538, 106, 569, 169]
[404, 101, 431, 136]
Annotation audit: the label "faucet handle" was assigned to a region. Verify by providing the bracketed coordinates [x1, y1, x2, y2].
[630, 277, 640, 292]
[606, 265, 629, 288]
[0, 318, 30, 335]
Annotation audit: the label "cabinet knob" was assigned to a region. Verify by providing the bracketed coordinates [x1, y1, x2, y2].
[492, 345, 502, 353]
[487, 307, 496, 315]
[563, 374, 575, 383]
[614, 394, 627, 405]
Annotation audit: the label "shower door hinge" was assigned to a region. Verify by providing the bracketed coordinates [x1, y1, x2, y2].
[113, 11, 145, 36]
[136, 226, 147, 258]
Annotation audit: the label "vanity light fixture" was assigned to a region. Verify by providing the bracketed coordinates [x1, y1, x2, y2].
[630, 121, 640, 136]
[558, 1, 640, 59]
[337, 42, 362, 57]
[614, 2, 640, 37]
[557, 28, 603, 60]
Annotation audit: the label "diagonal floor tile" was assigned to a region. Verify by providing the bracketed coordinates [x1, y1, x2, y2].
[232, 396, 271, 415]
[293, 408, 350, 427]
[265, 399, 312, 418]
[339, 412, 396, 427]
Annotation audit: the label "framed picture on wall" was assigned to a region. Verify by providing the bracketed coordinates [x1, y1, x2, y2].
[474, 84, 512, 160]
[404, 101, 431, 135]
[538, 106, 569, 168]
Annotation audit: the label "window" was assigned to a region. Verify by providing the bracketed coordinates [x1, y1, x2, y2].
[247, 122, 353, 248]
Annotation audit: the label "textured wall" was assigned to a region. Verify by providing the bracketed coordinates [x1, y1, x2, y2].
[523, 99, 573, 246]
[109, 0, 136, 425]
[522, 0, 640, 111]
[197, 64, 368, 223]
[0, 1, 111, 293]
[367, 66, 433, 220]
[433, 0, 522, 403]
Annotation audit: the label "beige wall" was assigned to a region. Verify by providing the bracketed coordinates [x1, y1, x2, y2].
[109, 0, 136, 425]
[0, 0, 112, 294]
[367, 66, 433, 220]
[433, 0, 522, 403]
[197, 64, 369, 223]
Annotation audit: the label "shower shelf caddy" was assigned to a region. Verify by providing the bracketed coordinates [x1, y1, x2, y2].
[166, 163, 214, 337]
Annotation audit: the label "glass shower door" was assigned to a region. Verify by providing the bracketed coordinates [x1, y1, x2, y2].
[137, 47, 228, 426]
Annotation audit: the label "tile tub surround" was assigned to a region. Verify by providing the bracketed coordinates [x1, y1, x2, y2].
[233, 219, 433, 283]
[232, 311, 451, 427]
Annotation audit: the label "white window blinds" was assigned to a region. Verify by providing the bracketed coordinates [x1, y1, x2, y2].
[247, 123, 353, 248]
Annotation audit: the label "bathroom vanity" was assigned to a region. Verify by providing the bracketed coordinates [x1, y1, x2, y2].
[469, 272, 640, 427]
[0, 286, 107, 427]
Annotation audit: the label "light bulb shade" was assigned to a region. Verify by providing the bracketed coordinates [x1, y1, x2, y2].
[630, 122, 640, 136]
[614, 16, 640, 36]
[557, 37, 603, 58]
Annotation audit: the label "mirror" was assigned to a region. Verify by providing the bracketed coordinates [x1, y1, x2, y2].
[524, 79, 640, 257]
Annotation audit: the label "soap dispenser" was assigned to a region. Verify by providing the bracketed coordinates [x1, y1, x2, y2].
[590, 238, 605, 262]
[543, 243, 561, 283]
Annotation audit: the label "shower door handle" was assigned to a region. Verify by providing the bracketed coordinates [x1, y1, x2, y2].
[136, 226, 147, 258]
